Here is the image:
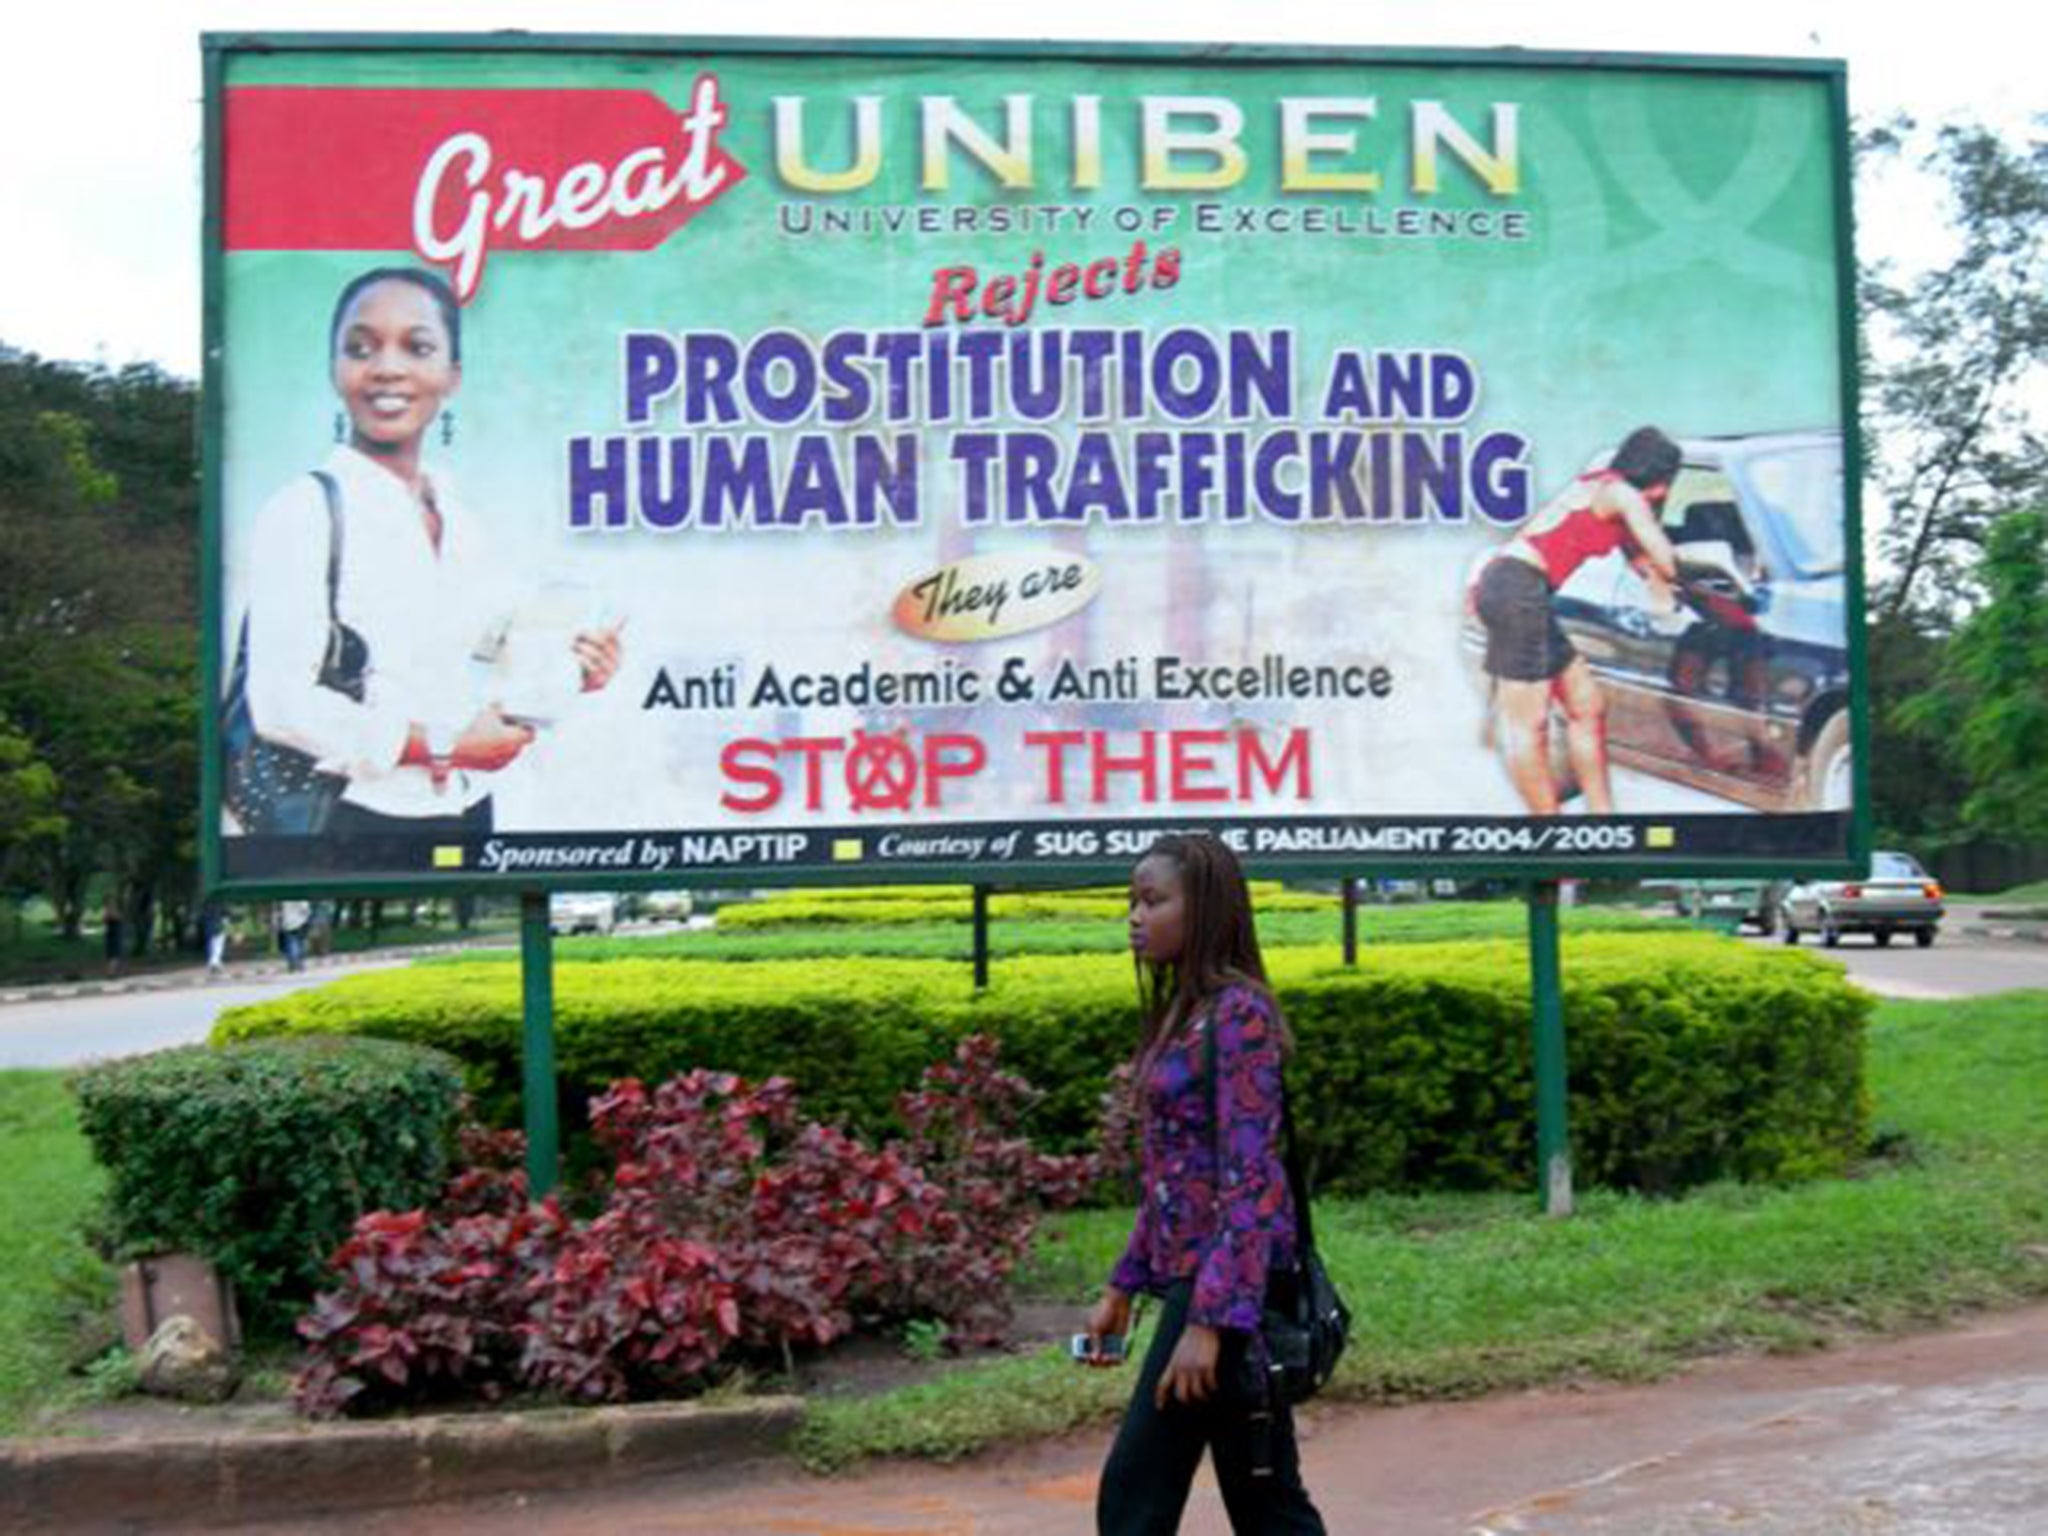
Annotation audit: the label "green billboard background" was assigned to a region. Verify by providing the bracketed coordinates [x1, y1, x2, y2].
[205, 38, 1861, 892]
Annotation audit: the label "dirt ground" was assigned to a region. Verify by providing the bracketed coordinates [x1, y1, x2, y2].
[226, 1301, 2048, 1535]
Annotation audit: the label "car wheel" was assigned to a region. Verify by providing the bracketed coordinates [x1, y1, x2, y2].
[1820, 911, 1842, 948]
[1915, 927, 1936, 948]
[1755, 904, 1778, 938]
[1782, 918, 1800, 945]
[1875, 930, 1893, 947]
[1795, 710, 1853, 812]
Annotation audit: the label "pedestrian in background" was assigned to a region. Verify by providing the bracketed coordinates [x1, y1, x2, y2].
[201, 899, 229, 978]
[277, 899, 312, 973]
[101, 891, 126, 979]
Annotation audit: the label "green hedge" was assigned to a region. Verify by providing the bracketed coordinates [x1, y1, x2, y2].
[717, 882, 1334, 929]
[71, 1037, 465, 1329]
[215, 935, 1868, 1196]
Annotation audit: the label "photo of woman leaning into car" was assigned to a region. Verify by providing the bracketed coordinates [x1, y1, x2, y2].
[1471, 426, 1683, 815]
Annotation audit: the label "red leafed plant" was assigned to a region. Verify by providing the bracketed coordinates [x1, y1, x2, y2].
[294, 1200, 570, 1416]
[889, 1035, 1101, 1345]
[296, 1037, 1101, 1416]
[523, 1212, 741, 1402]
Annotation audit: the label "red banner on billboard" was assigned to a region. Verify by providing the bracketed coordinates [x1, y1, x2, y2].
[223, 76, 745, 300]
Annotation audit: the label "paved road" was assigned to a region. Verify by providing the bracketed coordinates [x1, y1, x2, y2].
[230, 1304, 2048, 1536]
[0, 920, 694, 1069]
[1737, 909, 2048, 1000]
[0, 957, 415, 1068]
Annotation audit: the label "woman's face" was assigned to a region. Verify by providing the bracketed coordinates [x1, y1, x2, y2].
[331, 280, 460, 452]
[1128, 854, 1188, 966]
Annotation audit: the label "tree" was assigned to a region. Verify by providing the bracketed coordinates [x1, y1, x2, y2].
[1902, 510, 2048, 842]
[1867, 615, 1973, 847]
[1858, 118, 2048, 846]
[0, 349, 198, 941]
[1860, 120, 2048, 627]
[0, 718, 65, 926]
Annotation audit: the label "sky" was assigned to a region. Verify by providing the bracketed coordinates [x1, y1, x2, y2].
[3, 0, 2040, 376]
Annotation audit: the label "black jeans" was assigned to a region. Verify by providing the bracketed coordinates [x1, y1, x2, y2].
[1099, 1283, 1327, 1535]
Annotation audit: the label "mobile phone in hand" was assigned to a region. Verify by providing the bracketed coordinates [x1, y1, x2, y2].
[1071, 1333, 1127, 1363]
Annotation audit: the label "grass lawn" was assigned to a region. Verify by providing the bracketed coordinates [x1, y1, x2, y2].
[795, 988, 2048, 1469]
[428, 901, 1680, 966]
[0, 1072, 110, 1435]
[11, 980, 2043, 1464]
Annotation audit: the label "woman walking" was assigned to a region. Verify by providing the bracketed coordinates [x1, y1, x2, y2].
[1086, 832, 1327, 1534]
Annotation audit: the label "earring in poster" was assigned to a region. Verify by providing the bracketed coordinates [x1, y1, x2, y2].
[441, 409, 456, 447]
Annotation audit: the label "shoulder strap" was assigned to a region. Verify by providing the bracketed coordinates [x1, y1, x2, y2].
[310, 470, 343, 627]
[226, 471, 344, 685]
[1204, 997, 1319, 1261]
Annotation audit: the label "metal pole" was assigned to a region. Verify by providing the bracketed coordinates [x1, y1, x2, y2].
[519, 891, 560, 1198]
[972, 883, 991, 990]
[1341, 877, 1359, 968]
[1527, 879, 1573, 1216]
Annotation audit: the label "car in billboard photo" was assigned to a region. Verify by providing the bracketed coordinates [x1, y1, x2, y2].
[1778, 850, 1944, 947]
[1467, 430, 1850, 813]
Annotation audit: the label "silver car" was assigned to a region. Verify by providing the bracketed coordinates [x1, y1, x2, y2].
[1779, 851, 1944, 948]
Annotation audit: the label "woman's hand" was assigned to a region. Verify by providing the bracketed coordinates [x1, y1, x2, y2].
[574, 623, 624, 693]
[1155, 1322, 1221, 1408]
[451, 706, 536, 777]
[1083, 1288, 1132, 1367]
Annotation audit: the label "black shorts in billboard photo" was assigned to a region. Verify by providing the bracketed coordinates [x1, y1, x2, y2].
[1476, 557, 1575, 683]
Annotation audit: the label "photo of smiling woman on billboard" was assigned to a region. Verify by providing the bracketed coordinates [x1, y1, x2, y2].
[218, 266, 623, 841]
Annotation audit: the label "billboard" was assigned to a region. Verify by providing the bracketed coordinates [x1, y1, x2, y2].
[201, 36, 1865, 892]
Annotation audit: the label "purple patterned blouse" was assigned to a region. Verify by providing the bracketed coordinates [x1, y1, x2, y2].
[1109, 982, 1299, 1331]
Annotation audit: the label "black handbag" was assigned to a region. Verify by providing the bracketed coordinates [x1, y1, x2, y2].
[219, 471, 368, 836]
[1205, 1010, 1351, 1408]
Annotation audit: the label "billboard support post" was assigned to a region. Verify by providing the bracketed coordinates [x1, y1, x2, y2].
[1341, 878, 1360, 968]
[519, 891, 560, 1199]
[972, 884, 991, 990]
[1527, 880, 1573, 1216]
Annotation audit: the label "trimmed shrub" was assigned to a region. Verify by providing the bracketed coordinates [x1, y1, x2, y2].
[72, 1036, 466, 1328]
[717, 882, 1334, 929]
[215, 935, 1870, 1195]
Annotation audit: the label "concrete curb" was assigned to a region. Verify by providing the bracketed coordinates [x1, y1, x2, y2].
[0, 918, 695, 1008]
[1957, 922, 2048, 944]
[0, 1396, 803, 1531]
[0, 940, 505, 1009]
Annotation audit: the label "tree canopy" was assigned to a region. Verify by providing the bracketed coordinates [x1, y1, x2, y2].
[0, 349, 198, 940]
[1860, 117, 2048, 849]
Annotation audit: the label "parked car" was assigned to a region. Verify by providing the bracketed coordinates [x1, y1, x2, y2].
[1465, 430, 1850, 811]
[1675, 878, 1779, 933]
[548, 891, 618, 936]
[1779, 851, 1943, 947]
[640, 890, 695, 922]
